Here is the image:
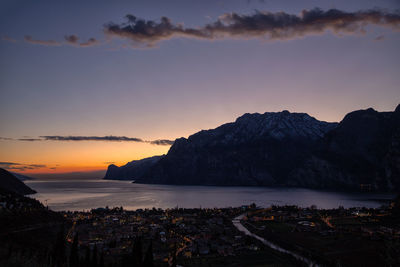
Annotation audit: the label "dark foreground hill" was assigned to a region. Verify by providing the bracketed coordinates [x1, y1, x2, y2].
[0, 168, 36, 195]
[105, 105, 400, 191]
[0, 187, 65, 267]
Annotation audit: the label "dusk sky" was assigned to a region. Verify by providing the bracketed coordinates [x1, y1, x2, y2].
[0, 0, 399, 175]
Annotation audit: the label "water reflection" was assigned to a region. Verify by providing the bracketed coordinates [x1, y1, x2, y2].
[26, 179, 395, 211]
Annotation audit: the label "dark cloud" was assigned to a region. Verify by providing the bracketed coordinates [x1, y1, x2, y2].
[23, 34, 99, 48]
[79, 37, 100, 47]
[18, 138, 43, 141]
[64, 34, 79, 44]
[104, 15, 207, 47]
[65, 35, 100, 47]
[2, 135, 174, 146]
[24, 35, 62, 46]
[2, 35, 17, 43]
[39, 135, 175, 145]
[0, 137, 14, 141]
[104, 8, 400, 46]
[0, 162, 20, 167]
[247, 0, 266, 4]
[0, 162, 46, 171]
[28, 164, 47, 168]
[40, 135, 144, 142]
[148, 139, 175, 146]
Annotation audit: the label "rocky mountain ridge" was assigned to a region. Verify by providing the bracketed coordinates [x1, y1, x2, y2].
[105, 106, 400, 191]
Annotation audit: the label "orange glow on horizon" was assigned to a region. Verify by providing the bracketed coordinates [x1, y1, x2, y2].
[0, 140, 171, 175]
[22, 165, 110, 174]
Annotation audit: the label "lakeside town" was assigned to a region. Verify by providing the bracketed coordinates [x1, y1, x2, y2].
[1, 189, 399, 267]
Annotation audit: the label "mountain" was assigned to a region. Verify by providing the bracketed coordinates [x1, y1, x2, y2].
[12, 172, 34, 181]
[105, 156, 164, 180]
[0, 168, 36, 195]
[105, 110, 336, 185]
[138, 111, 337, 186]
[104, 106, 400, 191]
[288, 106, 400, 191]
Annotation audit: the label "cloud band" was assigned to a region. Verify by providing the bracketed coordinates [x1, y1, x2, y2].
[1, 136, 174, 146]
[0, 162, 46, 171]
[104, 8, 400, 46]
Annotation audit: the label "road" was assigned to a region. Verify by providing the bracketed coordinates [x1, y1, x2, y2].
[232, 213, 319, 267]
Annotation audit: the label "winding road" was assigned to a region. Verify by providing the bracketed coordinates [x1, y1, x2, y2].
[232, 213, 319, 267]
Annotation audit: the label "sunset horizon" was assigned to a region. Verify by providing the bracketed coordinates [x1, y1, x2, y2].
[1, 1, 400, 266]
[2, 1, 400, 176]
[1, 104, 399, 176]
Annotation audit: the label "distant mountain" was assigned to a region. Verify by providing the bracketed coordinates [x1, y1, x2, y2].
[12, 172, 34, 181]
[0, 168, 36, 195]
[104, 106, 400, 191]
[105, 156, 164, 180]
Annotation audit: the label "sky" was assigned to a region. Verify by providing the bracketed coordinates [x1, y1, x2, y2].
[0, 0, 399, 176]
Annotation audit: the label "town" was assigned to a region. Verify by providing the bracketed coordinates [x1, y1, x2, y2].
[61, 204, 301, 266]
[1, 191, 399, 266]
[59, 196, 399, 266]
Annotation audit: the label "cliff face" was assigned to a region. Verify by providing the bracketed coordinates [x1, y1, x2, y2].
[288, 106, 400, 191]
[0, 168, 36, 195]
[104, 106, 400, 191]
[140, 111, 337, 186]
[104, 156, 164, 180]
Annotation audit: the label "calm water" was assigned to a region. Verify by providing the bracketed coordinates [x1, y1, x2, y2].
[25, 179, 395, 211]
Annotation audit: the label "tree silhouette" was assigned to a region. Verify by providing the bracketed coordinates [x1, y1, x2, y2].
[171, 243, 177, 267]
[99, 251, 105, 267]
[53, 224, 66, 266]
[6, 244, 13, 260]
[69, 233, 79, 267]
[84, 246, 91, 267]
[92, 244, 98, 267]
[143, 240, 154, 267]
[132, 237, 143, 267]
[392, 194, 400, 219]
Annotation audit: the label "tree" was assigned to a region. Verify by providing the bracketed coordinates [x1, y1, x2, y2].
[143, 240, 154, 267]
[6, 244, 13, 259]
[84, 246, 91, 267]
[171, 243, 177, 267]
[132, 237, 143, 266]
[69, 233, 79, 267]
[392, 194, 400, 218]
[53, 224, 66, 266]
[99, 251, 105, 267]
[92, 244, 98, 267]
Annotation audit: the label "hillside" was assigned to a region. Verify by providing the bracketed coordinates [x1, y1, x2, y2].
[0, 168, 36, 195]
[105, 105, 400, 191]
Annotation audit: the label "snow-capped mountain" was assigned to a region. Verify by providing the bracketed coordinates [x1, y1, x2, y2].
[177, 110, 337, 147]
[105, 106, 400, 191]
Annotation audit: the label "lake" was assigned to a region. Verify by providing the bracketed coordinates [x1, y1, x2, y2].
[25, 179, 395, 211]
